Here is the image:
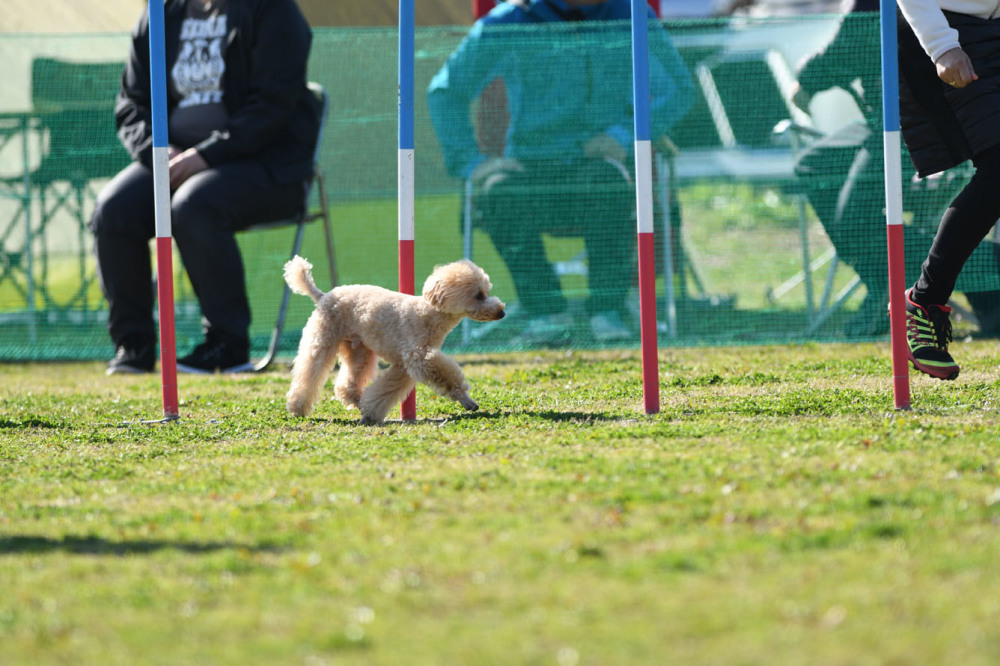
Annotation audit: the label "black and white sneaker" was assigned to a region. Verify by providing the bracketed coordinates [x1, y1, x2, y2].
[106, 338, 156, 376]
[177, 335, 254, 374]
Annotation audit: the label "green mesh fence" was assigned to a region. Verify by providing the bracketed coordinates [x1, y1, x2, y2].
[1, 15, 998, 362]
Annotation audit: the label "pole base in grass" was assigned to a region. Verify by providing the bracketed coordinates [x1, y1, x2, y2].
[119, 414, 181, 426]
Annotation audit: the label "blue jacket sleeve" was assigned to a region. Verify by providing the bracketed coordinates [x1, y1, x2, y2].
[648, 21, 695, 143]
[428, 21, 504, 179]
[600, 16, 695, 154]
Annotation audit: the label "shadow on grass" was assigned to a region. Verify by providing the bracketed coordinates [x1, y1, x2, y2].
[0, 417, 65, 429]
[300, 409, 627, 426]
[0, 535, 283, 556]
[431, 409, 630, 424]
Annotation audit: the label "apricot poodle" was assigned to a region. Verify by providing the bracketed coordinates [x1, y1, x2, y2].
[284, 256, 505, 424]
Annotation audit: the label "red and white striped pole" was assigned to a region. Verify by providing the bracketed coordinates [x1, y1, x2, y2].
[149, 0, 179, 420]
[399, 0, 417, 420]
[880, 0, 911, 410]
[631, 0, 660, 414]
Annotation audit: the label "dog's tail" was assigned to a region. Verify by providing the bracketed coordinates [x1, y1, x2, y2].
[284, 255, 326, 303]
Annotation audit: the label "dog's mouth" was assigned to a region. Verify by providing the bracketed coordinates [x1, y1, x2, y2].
[471, 308, 505, 322]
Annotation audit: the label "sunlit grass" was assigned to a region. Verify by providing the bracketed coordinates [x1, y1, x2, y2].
[2, 343, 1000, 664]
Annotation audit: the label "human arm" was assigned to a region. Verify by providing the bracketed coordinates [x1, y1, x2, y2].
[897, 0, 961, 62]
[897, 0, 977, 87]
[582, 14, 694, 163]
[114, 11, 155, 167]
[428, 20, 508, 179]
[646, 15, 696, 147]
[168, 148, 208, 190]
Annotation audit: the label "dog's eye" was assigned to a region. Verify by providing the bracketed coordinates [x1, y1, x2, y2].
[476, 292, 486, 301]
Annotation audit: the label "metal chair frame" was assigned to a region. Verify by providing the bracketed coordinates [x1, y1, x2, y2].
[248, 81, 336, 371]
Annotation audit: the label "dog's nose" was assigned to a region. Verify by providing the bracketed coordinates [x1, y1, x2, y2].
[496, 309, 505, 319]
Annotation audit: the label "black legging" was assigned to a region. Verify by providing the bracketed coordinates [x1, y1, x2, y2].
[912, 142, 1000, 306]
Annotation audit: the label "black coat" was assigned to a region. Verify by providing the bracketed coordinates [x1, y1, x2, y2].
[898, 10, 1000, 177]
[115, 0, 319, 184]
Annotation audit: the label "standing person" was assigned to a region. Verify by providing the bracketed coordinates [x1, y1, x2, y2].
[91, 0, 320, 375]
[792, 0, 1000, 339]
[427, 0, 694, 346]
[895, 0, 1000, 379]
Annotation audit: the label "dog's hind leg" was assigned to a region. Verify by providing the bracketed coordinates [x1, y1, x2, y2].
[406, 349, 478, 412]
[358, 364, 416, 424]
[334, 338, 377, 409]
[286, 311, 341, 417]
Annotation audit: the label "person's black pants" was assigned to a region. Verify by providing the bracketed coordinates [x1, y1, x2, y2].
[913, 143, 1000, 306]
[89, 160, 305, 349]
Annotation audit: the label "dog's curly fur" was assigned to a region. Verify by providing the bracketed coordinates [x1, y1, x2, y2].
[284, 255, 506, 424]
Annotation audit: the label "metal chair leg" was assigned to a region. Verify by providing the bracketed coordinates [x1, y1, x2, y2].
[315, 173, 337, 288]
[254, 220, 308, 372]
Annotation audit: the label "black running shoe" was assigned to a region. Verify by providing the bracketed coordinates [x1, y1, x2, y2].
[177, 334, 254, 374]
[106, 338, 156, 376]
[905, 289, 959, 380]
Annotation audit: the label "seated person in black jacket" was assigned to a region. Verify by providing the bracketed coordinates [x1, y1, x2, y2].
[90, 0, 320, 374]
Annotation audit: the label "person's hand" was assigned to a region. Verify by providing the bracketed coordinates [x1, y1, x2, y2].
[168, 148, 209, 190]
[167, 145, 183, 160]
[791, 82, 812, 113]
[936, 47, 978, 88]
[583, 133, 627, 164]
[470, 156, 524, 188]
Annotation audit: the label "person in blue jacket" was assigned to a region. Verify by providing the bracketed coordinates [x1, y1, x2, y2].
[428, 0, 694, 345]
[91, 0, 319, 375]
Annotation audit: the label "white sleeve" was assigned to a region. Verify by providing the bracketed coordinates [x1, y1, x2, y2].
[897, 0, 961, 62]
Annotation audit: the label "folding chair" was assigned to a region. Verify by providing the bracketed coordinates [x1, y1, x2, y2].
[0, 112, 36, 330]
[1, 58, 130, 311]
[769, 117, 859, 335]
[773, 118, 997, 336]
[248, 82, 336, 371]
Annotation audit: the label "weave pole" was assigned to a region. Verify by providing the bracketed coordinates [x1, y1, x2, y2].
[630, 0, 660, 414]
[880, 1, 911, 410]
[399, 0, 417, 421]
[149, 0, 179, 420]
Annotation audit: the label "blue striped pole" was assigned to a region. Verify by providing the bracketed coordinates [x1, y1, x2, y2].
[149, 0, 179, 419]
[399, 0, 417, 420]
[630, 0, 660, 414]
[880, 1, 911, 410]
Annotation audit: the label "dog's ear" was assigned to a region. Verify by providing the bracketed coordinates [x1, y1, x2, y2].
[423, 274, 445, 308]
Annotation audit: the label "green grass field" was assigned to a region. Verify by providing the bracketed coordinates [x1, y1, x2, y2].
[3, 342, 1000, 665]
